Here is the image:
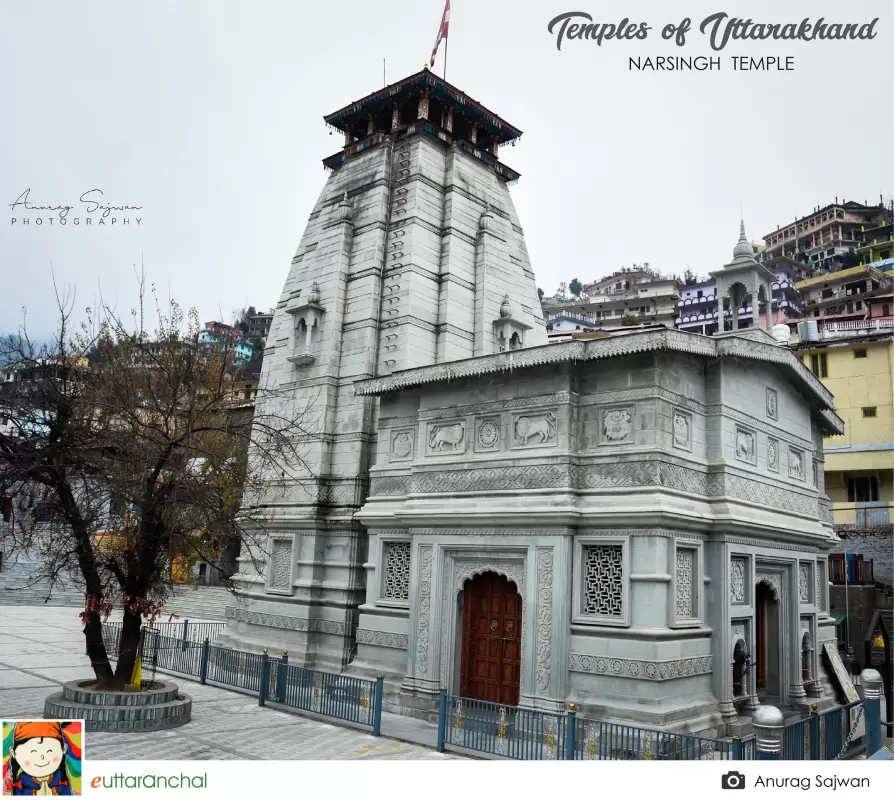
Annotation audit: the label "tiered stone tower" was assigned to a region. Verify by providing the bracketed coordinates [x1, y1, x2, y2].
[219, 69, 546, 668]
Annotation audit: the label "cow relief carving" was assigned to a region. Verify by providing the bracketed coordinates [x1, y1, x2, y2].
[429, 422, 465, 452]
[515, 413, 557, 445]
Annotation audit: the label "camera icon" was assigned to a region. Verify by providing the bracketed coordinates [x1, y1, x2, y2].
[721, 771, 746, 790]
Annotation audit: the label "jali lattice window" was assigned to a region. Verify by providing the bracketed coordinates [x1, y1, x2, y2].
[269, 539, 292, 589]
[676, 549, 695, 618]
[382, 541, 412, 601]
[583, 545, 624, 618]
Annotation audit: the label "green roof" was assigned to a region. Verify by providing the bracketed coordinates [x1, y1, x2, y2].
[833, 613, 848, 625]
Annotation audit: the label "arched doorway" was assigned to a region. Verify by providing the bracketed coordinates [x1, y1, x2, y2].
[755, 580, 781, 700]
[459, 572, 522, 705]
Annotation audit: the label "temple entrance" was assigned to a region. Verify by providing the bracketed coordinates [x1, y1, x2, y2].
[755, 581, 781, 700]
[459, 572, 522, 705]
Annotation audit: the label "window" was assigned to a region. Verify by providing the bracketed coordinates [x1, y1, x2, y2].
[810, 353, 828, 378]
[853, 349, 867, 358]
[862, 407, 877, 418]
[382, 541, 411, 601]
[847, 476, 879, 503]
[583, 544, 624, 619]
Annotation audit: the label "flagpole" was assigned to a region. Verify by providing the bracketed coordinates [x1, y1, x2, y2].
[444, 37, 448, 81]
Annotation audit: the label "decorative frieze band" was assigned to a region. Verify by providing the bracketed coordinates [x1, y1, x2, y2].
[356, 628, 409, 649]
[368, 458, 821, 517]
[226, 607, 347, 635]
[569, 653, 714, 680]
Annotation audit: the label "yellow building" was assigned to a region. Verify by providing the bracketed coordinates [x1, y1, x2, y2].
[795, 329, 894, 530]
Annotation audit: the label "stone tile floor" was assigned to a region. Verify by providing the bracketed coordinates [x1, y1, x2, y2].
[0, 606, 460, 760]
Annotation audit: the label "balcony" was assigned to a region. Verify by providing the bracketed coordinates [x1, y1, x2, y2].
[821, 317, 894, 338]
[322, 122, 521, 182]
[829, 553, 875, 585]
[833, 503, 893, 531]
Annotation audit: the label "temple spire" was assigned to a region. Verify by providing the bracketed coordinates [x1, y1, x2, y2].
[732, 219, 754, 260]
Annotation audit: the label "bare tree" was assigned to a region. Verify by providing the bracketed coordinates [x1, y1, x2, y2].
[0, 281, 315, 688]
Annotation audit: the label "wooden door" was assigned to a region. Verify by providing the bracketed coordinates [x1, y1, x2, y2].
[460, 572, 522, 705]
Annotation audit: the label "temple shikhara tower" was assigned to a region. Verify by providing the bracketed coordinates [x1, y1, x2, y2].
[219, 69, 546, 667]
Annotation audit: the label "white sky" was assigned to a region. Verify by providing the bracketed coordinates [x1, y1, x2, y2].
[1, 0, 892, 338]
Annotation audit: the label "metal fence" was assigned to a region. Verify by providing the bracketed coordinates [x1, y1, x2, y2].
[144, 619, 226, 644]
[442, 695, 569, 759]
[780, 701, 865, 760]
[436, 692, 870, 761]
[100, 622, 382, 734]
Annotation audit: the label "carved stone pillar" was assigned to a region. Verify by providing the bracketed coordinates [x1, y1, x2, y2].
[344, 127, 352, 147]
[470, 124, 478, 144]
[491, 139, 499, 157]
[445, 106, 454, 133]
[417, 91, 430, 121]
[391, 103, 400, 131]
[366, 115, 375, 137]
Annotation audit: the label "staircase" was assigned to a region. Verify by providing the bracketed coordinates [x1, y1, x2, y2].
[0, 556, 233, 621]
[0, 556, 85, 607]
[163, 586, 231, 621]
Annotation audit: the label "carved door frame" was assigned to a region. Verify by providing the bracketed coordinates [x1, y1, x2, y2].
[755, 566, 791, 705]
[436, 548, 529, 699]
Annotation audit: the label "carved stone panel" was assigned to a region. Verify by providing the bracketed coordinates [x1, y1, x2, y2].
[416, 546, 433, 674]
[600, 407, 633, 445]
[268, 537, 293, 592]
[513, 411, 558, 449]
[734, 426, 756, 465]
[672, 410, 692, 451]
[475, 417, 501, 452]
[798, 562, 810, 604]
[789, 447, 805, 480]
[390, 429, 414, 462]
[535, 550, 554, 694]
[766, 388, 778, 420]
[427, 421, 466, 455]
[730, 557, 747, 604]
[767, 437, 779, 472]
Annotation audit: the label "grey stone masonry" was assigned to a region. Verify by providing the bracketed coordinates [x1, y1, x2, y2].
[221, 72, 545, 672]
[351, 328, 847, 734]
[44, 680, 192, 732]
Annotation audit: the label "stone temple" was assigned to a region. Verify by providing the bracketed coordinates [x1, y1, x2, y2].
[222, 69, 853, 734]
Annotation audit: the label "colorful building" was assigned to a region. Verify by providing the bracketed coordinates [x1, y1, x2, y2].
[544, 267, 681, 330]
[762, 200, 890, 273]
[791, 323, 893, 536]
[677, 255, 805, 336]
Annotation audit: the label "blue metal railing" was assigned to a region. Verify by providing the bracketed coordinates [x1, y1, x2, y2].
[442, 694, 568, 759]
[100, 622, 382, 735]
[779, 701, 864, 760]
[435, 692, 867, 761]
[573, 717, 736, 760]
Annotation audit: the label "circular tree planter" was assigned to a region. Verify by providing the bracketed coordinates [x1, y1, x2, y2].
[44, 680, 192, 732]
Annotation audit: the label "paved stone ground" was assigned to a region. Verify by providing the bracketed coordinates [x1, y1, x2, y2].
[0, 607, 460, 761]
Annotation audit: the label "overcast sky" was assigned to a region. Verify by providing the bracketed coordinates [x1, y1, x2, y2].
[1, 0, 891, 338]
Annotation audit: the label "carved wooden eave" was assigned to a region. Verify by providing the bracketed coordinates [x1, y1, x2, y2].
[353, 329, 845, 436]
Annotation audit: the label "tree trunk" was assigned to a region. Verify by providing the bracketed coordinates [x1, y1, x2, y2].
[54, 480, 118, 683]
[83, 608, 115, 685]
[113, 608, 144, 685]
